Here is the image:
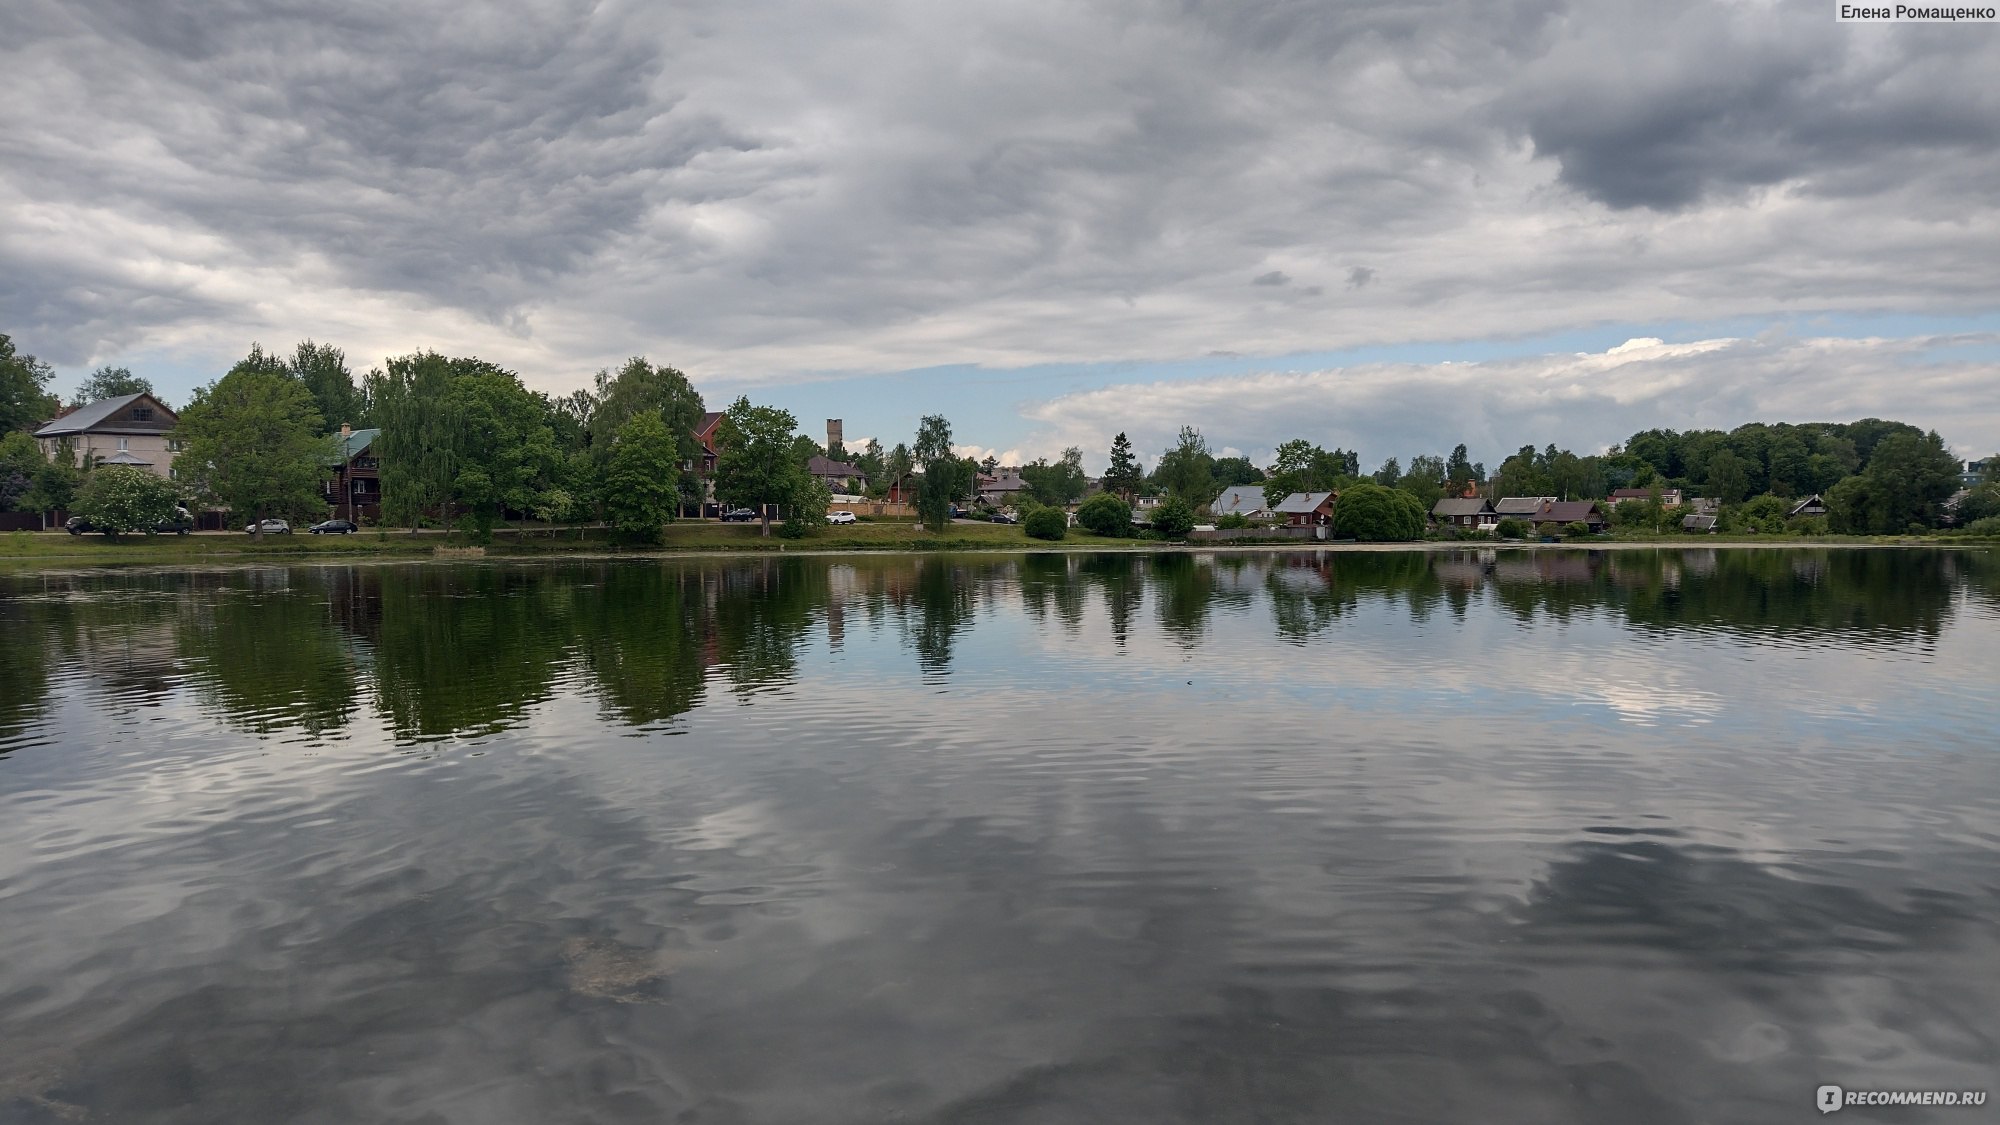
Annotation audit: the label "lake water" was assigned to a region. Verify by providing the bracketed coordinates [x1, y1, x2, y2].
[1, 548, 1996, 1124]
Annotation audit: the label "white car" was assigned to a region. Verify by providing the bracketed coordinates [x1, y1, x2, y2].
[827, 511, 858, 525]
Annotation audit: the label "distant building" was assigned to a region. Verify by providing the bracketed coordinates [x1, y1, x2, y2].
[1431, 497, 1497, 529]
[1608, 487, 1684, 508]
[808, 455, 867, 492]
[34, 393, 180, 480]
[323, 425, 382, 520]
[1274, 491, 1338, 527]
[1788, 494, 1828, 519]
[1211, 485, 1270, 519]
[1965, 458, 1993, 487]
[1530, 500, 1608, 533]
[1682, 513, 1719, 533]
[1494, 496, 1557, 520]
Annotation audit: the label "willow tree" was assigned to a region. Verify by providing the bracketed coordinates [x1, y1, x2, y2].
[368, 352, 465, 534]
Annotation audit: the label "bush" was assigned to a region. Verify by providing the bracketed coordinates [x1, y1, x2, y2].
[1562, 520, 1593, 540]
[1495, 517, 1528, 540]
[1963, 515, 2000, 537]
[1075, 493, 1131, 537]
[1150, 497, 1198, 538]
[1329, 482, 1425, 541]
[1216, 512, 1250, 530]
[780, 477, 831, 539]
[73, 467, 181, 536]
[1023, 507, 1067, 541]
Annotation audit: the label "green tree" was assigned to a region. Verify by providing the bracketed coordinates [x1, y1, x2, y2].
[228, 342, 293, 379]
[601, 411, 682, 543]
[73, 365, 155, 404]
[368, 352, 466, 534]
[1150, 496, 1197, 538]
[589, 357, 705, 512]
[1023, 506, 1067, 540]
[1371, 457, 1401, 486]
[1446, 443, 1478, 495]
[1495, 517, 1528, 540]
[716, 396, 805, 537]
[289, 341, 367, 430]
[1705, 450, 1753, 504]
[1331, 482, 1426, 541]
[781, 475, 831, 539]
[1102, 432, 1143, 499]
[1152, 426, 1213, 503]
[1075, 492, 1131, 537]
[1264, 439, 1354, 508]
[1210, 455, 1264, 488]
[0, 333, 59, 433]
[1397, 454, 1448, 509]
[175, 368, 326, 538]
[913, 414, 969, 532]
[448, 363, 564, 540]
[72, 466, 181, 535]
[1021, 446, 1088, 507]
[0, 431, 40, 511]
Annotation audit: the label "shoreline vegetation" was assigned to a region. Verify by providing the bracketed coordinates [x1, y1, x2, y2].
[5, 520, 1996, 570]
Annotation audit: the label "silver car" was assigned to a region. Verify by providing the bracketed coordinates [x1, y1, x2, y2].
[243, 519, 291, 535]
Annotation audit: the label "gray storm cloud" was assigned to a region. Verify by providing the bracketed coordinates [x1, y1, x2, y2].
[1, 0, 1996, 402]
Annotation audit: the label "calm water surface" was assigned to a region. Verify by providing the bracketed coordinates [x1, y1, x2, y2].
[1, 549, 1996, 1124]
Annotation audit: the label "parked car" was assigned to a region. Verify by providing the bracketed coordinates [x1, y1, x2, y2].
[63, 516, 97, 535]
[827, 511, 858, 525]
[989, 511, 1019, 524]
[308, 519, 358, 535]
[244, 519, 292, 535]
[155, 508, 195, 535]
[720, 508, 759, 522]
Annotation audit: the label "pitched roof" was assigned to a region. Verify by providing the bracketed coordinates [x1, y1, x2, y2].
[1682, 514, 1718, 531]
[1432, 497, 1493, 517]
[807, 455, 864, 478]
[34, 393, 176, 437]
[1212, 485, 1268, 515]
[1274, 491, 1336, 513]
[1494, 496, 1556, 515]
[1788, 494, 1826, 517]
[1534, 500, 1605, 523]
[323, 427, 381, 465]
[99, 450, 154, 467]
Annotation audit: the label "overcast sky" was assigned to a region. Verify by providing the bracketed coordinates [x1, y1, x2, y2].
[3, 0, 1997, 468]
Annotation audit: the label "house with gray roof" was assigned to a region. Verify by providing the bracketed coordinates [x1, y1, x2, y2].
[34, 393, 180, 481]
[1211, 485, 1270, 519]
[1494, 496, 1557, 519]
[1274, 491, 1337, 527]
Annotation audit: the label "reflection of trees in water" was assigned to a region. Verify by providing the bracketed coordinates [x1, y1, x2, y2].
[177, 576, 360, 735]
[1018, 554, 1086, 634]
[1263, 553, 1445, 643]
[570, 563, 708, 726]
[711, 558, 824, 695]
[1151, 554, 1214, 650]
[0, 595, 51, 749]
[905, 558, 977, 674]
[1080, 554, 1144, 650]
[368, 566, 574, 739]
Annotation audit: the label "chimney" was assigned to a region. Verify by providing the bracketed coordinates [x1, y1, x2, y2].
[340, 423, 352, 437]
[826, 418, 843, 453]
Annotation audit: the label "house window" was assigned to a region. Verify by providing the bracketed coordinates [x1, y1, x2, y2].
[118, 438, 129, 451]
[169, 467, 178, 481]
[133, 407, 153, 421]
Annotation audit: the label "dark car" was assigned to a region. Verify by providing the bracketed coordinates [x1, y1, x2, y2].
[720, 508, 759, 522]
[309, 519, 358, 535]
[155, 508, 195, 535]
[989, 511, 1019, 524]
[64, 515, 97, 535]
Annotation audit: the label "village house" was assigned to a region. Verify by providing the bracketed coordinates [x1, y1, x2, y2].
[323, 425, 382, 521]
[1210, 485, 1270, 519]
[1493, 496, 1557, 522]
[808, 455, 867, 495]
[34, 393, 180, 480]
[1788, 494, 1828, 519]
[1274, 491, 1338, 527]
[1530, 500, 1608, 533]
[976, 468, 1029, 508]
[1431, 497, 1497, 530]
[1608, 487, 1685, 508]
[1682, 513, 1720, 533]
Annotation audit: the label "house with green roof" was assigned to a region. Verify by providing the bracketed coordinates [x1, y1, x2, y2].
[323, 424, 382, 521]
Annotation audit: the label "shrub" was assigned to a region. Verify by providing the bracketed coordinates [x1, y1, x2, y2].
[1150, 497, 1197, 538]
[1075, 493, 1131, 537]
[1329, 482, 1425, 541]
[780, 477, 830, 539]
[1495, 517, 1528, 540]
[1023, 507, 1067, 541]
[73, 467, 181, 536]
[1562, 520, 1593, 540]
[1216, 512, 1250, 530]
[1963, 515, 2000, 537]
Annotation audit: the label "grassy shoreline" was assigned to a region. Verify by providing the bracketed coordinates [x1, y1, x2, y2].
[4, 520, 1996, 570]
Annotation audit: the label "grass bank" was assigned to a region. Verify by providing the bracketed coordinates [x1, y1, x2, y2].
[4, 521, 1994, 571]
